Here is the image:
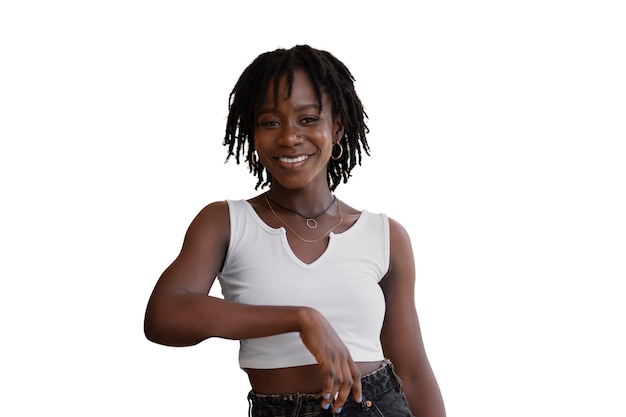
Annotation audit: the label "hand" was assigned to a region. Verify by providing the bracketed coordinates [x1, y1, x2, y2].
[298, 308, 362, 413]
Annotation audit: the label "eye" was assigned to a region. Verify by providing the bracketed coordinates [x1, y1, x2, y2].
[259, 119, 280, 128]
[301, 117, 319, 124]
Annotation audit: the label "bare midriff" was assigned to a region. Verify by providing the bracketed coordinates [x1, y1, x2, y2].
[245, 361, 383, 394]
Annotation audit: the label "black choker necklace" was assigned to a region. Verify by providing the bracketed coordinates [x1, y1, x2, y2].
[264, 195, 337, 229]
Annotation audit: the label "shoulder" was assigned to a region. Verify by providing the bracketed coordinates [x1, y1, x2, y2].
[183, 200, 231, 250]
[192, 200, 231, 226]
[360, 210, 411, 248]
[380, 216, 416, 287]
[386, 216, 412, 246]
[156, 200, 233, 288]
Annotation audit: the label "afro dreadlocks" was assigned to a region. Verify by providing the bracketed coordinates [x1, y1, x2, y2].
[223, 45, 370, 191]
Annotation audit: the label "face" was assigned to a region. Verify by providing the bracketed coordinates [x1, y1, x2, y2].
[253, 69, 344, 191]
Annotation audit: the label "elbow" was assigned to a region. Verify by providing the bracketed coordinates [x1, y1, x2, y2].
[143, 312, 169, 345]
[143, 316, 166, 345]
[143, 309, 202, 347]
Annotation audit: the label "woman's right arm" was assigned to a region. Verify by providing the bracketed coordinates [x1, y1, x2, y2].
[143, 201, 362, 410]
[144, 201, 310, 346]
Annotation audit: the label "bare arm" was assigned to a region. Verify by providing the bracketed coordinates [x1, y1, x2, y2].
[144, 201, 319, 345]
[143, 201, 361, 410]
[380, 218, 446, 417]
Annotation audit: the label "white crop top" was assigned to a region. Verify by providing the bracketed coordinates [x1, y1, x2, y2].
[217, 199, 390, 369]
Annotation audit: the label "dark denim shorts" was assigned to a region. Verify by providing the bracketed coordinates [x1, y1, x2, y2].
[247, 359, 415, 417]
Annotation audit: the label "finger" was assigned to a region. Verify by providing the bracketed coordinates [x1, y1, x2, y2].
[321, 363, 338, 411]
[351, 363, 363, 404]
[333, 361, 361, 413]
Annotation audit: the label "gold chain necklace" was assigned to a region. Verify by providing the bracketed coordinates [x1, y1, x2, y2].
[265, 195, 336, 229]
[264, 194, 343, 243]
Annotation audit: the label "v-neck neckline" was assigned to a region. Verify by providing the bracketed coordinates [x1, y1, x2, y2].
[242, 199, 366, 267]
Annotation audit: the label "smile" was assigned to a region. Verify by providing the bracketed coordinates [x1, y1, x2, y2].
[277, 155, 309, 163]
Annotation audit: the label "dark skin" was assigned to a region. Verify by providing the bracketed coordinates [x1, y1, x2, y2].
[144, 70, 446, 416]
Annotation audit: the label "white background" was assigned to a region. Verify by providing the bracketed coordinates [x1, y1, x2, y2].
[1, 1, 624, 416]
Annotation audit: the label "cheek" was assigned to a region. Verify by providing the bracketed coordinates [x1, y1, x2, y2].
[252, 132, 269, 152]
[321, 136, 335, 157]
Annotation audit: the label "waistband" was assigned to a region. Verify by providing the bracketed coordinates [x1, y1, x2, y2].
[247, 359, 401, 414]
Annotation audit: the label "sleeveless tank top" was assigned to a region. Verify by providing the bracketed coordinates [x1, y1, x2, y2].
[218, 199, 389, 369]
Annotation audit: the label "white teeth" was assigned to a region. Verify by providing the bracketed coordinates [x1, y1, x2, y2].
[278, 155, 308, 163]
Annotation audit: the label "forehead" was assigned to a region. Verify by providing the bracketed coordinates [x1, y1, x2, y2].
[260, 69, 328, 110]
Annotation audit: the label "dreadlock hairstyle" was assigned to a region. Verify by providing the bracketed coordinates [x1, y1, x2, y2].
[223, 45, 370, 191]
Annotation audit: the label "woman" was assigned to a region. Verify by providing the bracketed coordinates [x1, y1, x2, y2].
[144, 45, 446, 417]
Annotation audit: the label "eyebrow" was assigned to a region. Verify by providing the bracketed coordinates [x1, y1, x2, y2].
[257, 103, 322, 116]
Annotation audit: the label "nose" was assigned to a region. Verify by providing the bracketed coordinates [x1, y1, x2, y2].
[277, 125, 304, 146]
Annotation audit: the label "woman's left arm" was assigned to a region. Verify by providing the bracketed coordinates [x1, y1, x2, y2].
[380, 218, 446, 417]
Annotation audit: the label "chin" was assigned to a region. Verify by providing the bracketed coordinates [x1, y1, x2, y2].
[274, 176, 322, 190]
[268, 170, 328, 191]
[273, 180, 311, 190]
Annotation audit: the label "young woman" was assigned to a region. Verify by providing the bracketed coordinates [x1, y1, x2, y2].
[144, 45, 446, 417]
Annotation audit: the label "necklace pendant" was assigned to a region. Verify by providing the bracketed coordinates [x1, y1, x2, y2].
[306, 218, 318, 229]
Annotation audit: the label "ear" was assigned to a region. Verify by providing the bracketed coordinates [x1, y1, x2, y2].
[333, 117, 344, 143]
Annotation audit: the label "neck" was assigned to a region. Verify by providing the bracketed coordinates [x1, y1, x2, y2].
[265, 185, 335, 217]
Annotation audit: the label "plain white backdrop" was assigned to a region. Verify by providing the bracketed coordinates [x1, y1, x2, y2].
[1, 1, 624, 416]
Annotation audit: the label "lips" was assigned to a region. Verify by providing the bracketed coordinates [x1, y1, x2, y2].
[277, 155, 309, 163]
